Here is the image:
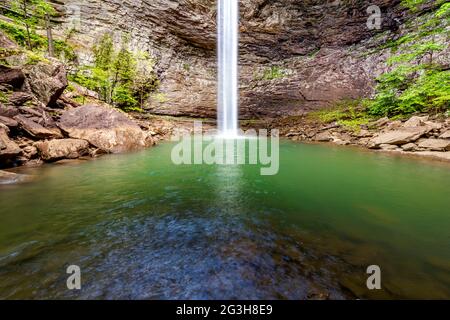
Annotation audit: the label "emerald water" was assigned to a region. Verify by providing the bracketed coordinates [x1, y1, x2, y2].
[0, 141, 449, 299]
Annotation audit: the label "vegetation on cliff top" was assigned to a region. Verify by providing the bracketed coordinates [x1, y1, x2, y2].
[0, 0, 77, 65]
[367, 1, 449, 117]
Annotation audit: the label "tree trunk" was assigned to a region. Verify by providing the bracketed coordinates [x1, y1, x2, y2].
[22, 0, 32, 50]
[45, 14, 55, 57]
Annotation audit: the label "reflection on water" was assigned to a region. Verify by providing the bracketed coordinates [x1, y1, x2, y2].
[0, 142, 449, 299]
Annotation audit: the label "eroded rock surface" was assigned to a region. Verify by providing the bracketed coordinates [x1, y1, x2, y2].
[49, 0, 444, 118]
[35, 139, 90, 162]
[58, 104, 151, 153]
[0, 124, 21, 161]
[24, 61, 68, 107]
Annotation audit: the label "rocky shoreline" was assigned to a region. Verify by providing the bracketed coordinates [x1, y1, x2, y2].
[270, 114, 450, 162]
[0, 33, 165, 183]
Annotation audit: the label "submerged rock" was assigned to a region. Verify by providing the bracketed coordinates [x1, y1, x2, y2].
[412, 151, 450, 161]
[35, 139, 90, 162]
[0, 170, 31, 185]
[58, 104, 151, 153]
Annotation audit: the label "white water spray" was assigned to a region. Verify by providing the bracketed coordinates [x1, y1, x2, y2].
[217, 0, 239, 137]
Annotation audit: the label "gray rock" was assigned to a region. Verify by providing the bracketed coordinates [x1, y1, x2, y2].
[14, 115, 63, 139]
[403, 116, 429, 127]
[35, 139, 90, 162]
[22, 145, 38, 159]
[58, 104, 150, 153]
[24, 61, 68, 107]
[370, 127, 431, 146]
[371, 117, 390, 128]
[314, 131, 333, 142]
[417, 139, 450, 151]
[0, 65, 25, 89]
[401, 143, 417, 152]
[0, 124, 21, 160]
[0, 104, 20, 118]
[0, 115, 18, 129]
[8, 92, 33, 106]
[379, 144, 401, 151]
[439, 130, 450, 139]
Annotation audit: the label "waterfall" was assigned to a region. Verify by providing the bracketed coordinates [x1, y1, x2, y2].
[217, 0, 239, 137]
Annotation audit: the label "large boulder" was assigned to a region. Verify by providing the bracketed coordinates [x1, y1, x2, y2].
[0, 124, 21, 160]
[370, 127, 430, 147]
[0, 65, 25, 89]
[58, 104, 151, 153]
[417, 139, 450, 151]
[14, 115, 63, 139]
[0, 115, 18, 129]
[24, 61, 68, 107]
[314, 131, 333, 142]
[35, 139, 90, 162]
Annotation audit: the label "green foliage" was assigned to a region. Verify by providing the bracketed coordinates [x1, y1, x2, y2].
[310, 100, 371, 132]
[93, 33, 114, 71]
[112, 85, 138, 109]
[0, 20, 45, 48]
[71, 33, 159, 112]
[401, 0, 426, 11]
[7, 0, 56, 50]
[0, 20, 77, 63]
[337, 118, 371, 132]
[54, 40, 77, 63]
[367, 2, 450, 117]
[259, 66, 286, 80]
[0, 91, 10, 104]
[25, 50, 49, 64]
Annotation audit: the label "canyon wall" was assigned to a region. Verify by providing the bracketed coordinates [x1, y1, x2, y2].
[48, 0, 438, 119]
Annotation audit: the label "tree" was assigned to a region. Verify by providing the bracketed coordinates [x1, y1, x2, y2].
[9, 0, 56, 53]
[72, 33, 159, 112]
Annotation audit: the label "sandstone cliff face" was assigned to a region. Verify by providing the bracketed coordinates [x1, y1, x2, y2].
[48, 0, 443, 118]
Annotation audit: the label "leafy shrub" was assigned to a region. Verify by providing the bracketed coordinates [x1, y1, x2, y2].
[366, 3, 449, 116]
[71, 33, 159, 112]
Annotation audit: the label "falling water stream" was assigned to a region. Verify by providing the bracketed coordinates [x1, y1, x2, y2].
[218, 0, 239, 137]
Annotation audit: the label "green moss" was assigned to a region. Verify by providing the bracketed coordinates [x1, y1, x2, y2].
[0, 20, 46, 48]
[261, 66, 286, 80]
[0, 91, 10, 104]
[25, 50, 49, 65]
[152, 92, 168, 104]
[337, 118, 371, 133]
[0, 19, 77, 64]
